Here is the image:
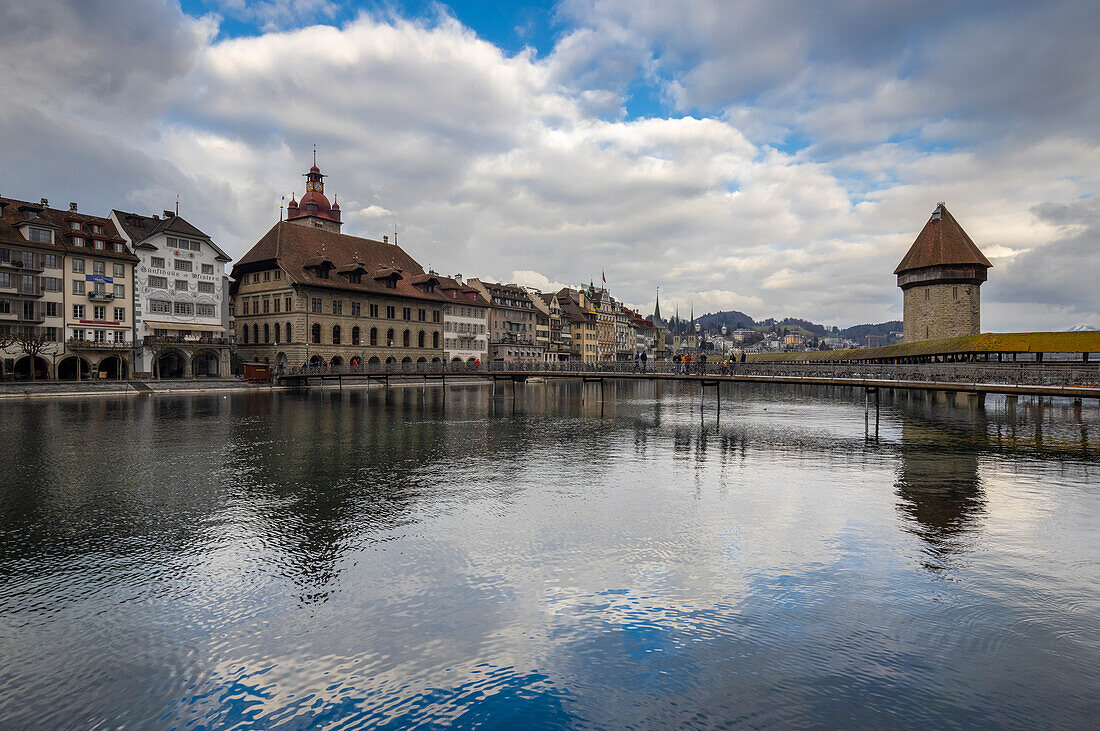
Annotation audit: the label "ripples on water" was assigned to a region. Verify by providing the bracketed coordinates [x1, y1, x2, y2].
[1, 382, 1098, 729]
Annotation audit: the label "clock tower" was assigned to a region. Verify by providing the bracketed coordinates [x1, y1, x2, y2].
[286, 153, 342, 233]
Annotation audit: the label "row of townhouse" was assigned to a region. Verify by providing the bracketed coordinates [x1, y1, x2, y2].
[0, 196, 230, 381]
[2, 162, 671, 379]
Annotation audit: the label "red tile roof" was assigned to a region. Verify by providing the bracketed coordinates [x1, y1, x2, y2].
[895, 204, 992, 274]
[232, 220, 448, 303]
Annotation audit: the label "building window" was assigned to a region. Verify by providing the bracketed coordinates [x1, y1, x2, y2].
[114, 307, 125, 321]
[113, 264, 124, 277]
[42, 277, 60, 292]
[151, 257, 165, 269]
[274, 322, 281, 343]
[174, 260, 192, 272]
[72, 280, 86, 296]
[91, 224, 101, 235]
[402, 329, 410, 347]
[252, 324, 258, 344]
[924, 288, 930, 301]
[332, 325, 341, 344]
[311, 323, 321, 344]
[72, 236, 84, 247]
[93, 305, 106, 321]
[264, 323, 270, 344]
[198, 263, 213, 275]
[432, 331, 439, 349]
[262, 298, 270, 314]
[175, 279, 188, 291]
[242, 326, 249, 344]
[351, 302, 361, 317]
[273, 298, 280, 314]
[72, 258, 85, 273]
[370, 327, 378, 346]
[418, 309, 426, 321]
[198, 281, 215, 294]
[94, 240, 104, 250]
[432, 310, 440, 323]
[387, 306, 395, 319]
[44, 254, 59, 269]
[953, 286, 958, 300]
[150, 299, 170, 314]
[348, 271, 362, 284]
[93, 261, 105, 276]
[273, 270, 281, 280]
[311, 298, 322, 314]
[285, 322, 292, 342]
[263, 271, 271, 282]
[45, 302, 59, 317]
[28, 228, 51, 243]
[73, 304, 85, 319]
[285, 297, 292, 312]
[352, 326, 360, 345]
[333, 300, 343, 315]
[149, 276, 167, 289]
[417, 330, 425, 347]
[174, 302, 193, 315]
[369, 304, 379, 317]
[403, 307, 411, 320]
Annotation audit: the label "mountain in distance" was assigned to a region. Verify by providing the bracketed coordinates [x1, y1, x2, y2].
[1068, 323, 1097, 331]
[687, 309, 902, 341]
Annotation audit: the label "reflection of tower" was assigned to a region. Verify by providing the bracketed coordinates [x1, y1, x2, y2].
[895, 414, 986, 568]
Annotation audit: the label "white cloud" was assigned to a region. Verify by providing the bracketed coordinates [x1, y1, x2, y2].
[0, 1, 1096, 329]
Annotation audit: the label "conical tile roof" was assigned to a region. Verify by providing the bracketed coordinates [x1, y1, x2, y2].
[895, 203, 992, 274]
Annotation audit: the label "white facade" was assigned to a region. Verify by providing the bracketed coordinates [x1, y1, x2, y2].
[442, 300, 489, 362]
[110, 211, 231, 375]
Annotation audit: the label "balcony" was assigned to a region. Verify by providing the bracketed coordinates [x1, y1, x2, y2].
[0, 258, 45, 274]
[88, 290, 116, 302]
[67, 338, 131, 350]
[143, 335, 228, 346]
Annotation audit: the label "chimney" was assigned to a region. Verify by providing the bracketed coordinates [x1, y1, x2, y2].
[454, 273, 463, 284]
[383, 235, 389, 243]
[40, 198, 48, 207]
[69, 202, 78, 212]
[163, 209, 175, 218]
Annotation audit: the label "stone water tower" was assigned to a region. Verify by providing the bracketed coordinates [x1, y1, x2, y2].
[896, 203, 992, 342]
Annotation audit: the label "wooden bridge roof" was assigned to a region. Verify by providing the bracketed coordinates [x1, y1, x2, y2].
[751, 331, 1100, 362]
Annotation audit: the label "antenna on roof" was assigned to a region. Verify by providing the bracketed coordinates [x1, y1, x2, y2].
[175, 194, 179, 216]
[313, 144, 317, 167]
[280, 195, 285, 221]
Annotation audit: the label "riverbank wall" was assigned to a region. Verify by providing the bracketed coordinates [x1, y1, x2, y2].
[0, 377, 489, 399]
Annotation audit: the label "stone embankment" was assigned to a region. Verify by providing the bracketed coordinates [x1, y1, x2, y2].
[0, 379, 267, 399]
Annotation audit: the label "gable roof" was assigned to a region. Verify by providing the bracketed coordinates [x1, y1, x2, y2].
[895, 204, 992, 274]
[111, 209, 231, 262]
[232, 220, 448, 303]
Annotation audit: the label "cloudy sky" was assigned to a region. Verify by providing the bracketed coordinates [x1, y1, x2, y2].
[1, 0, 1098, 329]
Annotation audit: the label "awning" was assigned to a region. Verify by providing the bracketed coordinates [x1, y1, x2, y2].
[143, 321, 226, 333]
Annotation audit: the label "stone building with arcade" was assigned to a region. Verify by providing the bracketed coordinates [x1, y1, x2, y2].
[230, 162, 447, 370]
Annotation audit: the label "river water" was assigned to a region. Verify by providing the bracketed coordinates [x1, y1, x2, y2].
[0, 382, 1098, 729]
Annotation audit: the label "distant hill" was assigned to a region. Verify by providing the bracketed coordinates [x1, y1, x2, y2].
[838, 321, 903, 340]
[694, 310, 756, 330]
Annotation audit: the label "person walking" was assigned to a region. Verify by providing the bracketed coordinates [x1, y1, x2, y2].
[640, 350, 648, 373]
[699, 350, 707, 375]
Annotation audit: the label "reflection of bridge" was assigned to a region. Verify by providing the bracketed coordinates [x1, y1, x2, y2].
[277, 361, 1100, 399]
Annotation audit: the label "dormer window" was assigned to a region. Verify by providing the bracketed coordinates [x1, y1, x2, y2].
[73, 236, 84, 247]
[91, 224, 102, 234]
[348, 271, 362, 284]
[114, 243, 123, 252]
[28, 228, 51, 243]
[94, 240, 104, 250]
[70, 222, 81, 230]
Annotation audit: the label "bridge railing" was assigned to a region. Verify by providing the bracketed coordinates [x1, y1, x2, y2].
[278, 359, 1100, 387]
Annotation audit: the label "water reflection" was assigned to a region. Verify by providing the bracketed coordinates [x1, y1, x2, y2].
[0, 382, 1098, 728]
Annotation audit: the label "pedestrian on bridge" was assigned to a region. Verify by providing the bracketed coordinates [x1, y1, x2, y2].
[640, 350, 647, 372]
